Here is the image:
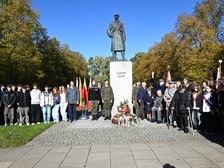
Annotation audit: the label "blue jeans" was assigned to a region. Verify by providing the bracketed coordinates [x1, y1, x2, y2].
[192, 109, 201, 130]
[52, 104, 60, 123]
[42, 105, 51, 123]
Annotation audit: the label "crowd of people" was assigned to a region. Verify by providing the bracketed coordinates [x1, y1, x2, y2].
[0, 79, 114, 126]
[0, 81, 80, 126]
[0, 74, 224, 135]
[132, 72, 224, 133]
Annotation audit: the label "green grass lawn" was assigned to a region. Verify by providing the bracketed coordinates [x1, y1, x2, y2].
[0, 123, 54, 148]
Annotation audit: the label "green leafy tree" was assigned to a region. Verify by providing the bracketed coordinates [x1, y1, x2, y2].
[0, 0, 42, 84]
[88, 56, 111, 82]
[0, 0, 88, 86]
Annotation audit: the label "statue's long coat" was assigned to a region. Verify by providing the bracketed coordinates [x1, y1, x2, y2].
[107, 20, 126, 52]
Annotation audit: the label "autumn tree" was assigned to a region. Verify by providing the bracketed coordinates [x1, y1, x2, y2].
[132, 0, 224, 83]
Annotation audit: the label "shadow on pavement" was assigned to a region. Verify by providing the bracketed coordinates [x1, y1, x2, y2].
[163, 163, 176, 168]
[199, 130, 224, 147]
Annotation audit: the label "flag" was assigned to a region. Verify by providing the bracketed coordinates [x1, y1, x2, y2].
[83, 77, 90, 109]
[78, 77, 83, 111]
[87, 77, 92, 109]
[76, 77, 79, 88]
[89, 77, 92, 88]
[166, 70, 171, 82]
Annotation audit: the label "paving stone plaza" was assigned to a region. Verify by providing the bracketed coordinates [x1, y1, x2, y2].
[25, 118, 211, 146]
[0, 117, 224, 168]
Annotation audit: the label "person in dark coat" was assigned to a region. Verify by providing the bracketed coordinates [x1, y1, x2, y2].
[66, 81, 80, 122]
[150, 72, 166, 94]
[171, 85, 191, 133]
[132, 81, 141, 117]
[137, 82, 147, 120]
[216, 82, 224, 131]
[17, 86, 31, 126]
[88, 80, 101, 120]
[3, 84, 16, 126]
[143, 87, 155, 121]
[0, 85, 5, 125]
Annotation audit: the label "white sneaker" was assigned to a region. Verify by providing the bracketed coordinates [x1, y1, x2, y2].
[37, 122, 40, 125]
[19, 123, 22, 126]
[26, 123, 30, 126]
[31, 123, 35, 125]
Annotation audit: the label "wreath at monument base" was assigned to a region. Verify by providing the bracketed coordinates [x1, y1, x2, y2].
[111, 100, 139, 126]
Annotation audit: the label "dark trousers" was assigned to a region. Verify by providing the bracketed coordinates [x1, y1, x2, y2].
[179, 116, 188, 130]
[200, 112, 211, 131]
[0, 105, 4, 125]
[140, 102, 145, 119]
[68, 104, 77, 121]
[133, 101, 140, 117]
[31, 104, 41, 123]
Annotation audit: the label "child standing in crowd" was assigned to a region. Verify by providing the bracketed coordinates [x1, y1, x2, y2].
[30, 83, 41, 125]
[171, 85, 191, 133]
[40, 85, 53, 123]
[52, 87, 61, 123]
[190, 84, 203, 131]
[143, 87, 154, 121]
[3, 84, 16, 126]
[151, 90, 163, 123]
[60, 86, 68, 121]
[17, 86, 31, 126]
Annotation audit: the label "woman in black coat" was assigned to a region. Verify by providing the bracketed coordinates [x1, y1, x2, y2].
[171, 85, 191, 133]
[143, 87, 155, 121]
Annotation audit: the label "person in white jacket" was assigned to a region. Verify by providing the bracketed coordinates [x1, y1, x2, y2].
[40, 85, 53, 123]
[30, 83, 41, 125]
[60, 86, 68, 121]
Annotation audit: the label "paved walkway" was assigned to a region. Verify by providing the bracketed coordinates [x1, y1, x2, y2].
[0, 118, 224, 168]
[25, 118, 213, 146]
[1, 142, 224, 168]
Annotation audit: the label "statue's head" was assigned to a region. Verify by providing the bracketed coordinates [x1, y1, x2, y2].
[114, 13, 119, 20]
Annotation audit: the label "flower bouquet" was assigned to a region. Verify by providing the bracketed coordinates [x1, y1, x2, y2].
[112, 100, 139, 126]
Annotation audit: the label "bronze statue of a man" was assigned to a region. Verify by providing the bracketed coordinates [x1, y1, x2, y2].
[107, 14, 126, 61]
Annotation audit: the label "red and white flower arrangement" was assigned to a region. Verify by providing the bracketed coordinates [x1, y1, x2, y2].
[112, 100, 139, 126]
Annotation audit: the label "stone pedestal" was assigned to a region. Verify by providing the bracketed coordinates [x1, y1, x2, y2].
[110, 62, 132, 116]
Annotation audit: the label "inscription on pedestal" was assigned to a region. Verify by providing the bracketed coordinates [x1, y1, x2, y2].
[110, 62, 133, 116]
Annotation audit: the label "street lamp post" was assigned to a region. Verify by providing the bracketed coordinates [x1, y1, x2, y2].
[218, 60, 222, 80]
